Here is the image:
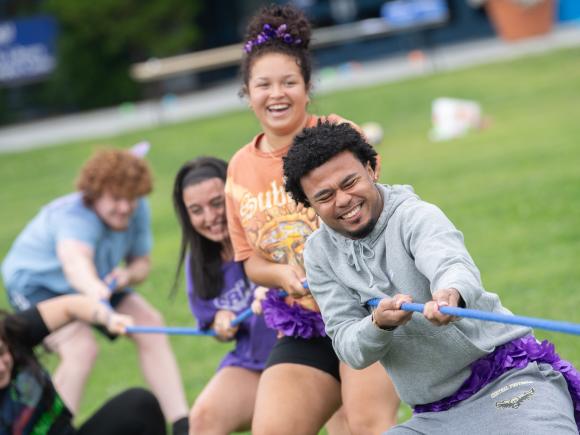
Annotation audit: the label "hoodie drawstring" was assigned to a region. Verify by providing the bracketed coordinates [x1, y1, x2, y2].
[345, 240, 376, 287]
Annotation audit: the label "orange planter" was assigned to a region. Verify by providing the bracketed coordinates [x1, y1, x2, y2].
[486, 0, 555, 41]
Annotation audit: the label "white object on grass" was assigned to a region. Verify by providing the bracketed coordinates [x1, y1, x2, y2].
[430, 98, 482, 141]
[361, 122, 384, 146]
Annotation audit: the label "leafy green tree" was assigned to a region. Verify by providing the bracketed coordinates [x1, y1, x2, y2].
[42, 0, 200, 110]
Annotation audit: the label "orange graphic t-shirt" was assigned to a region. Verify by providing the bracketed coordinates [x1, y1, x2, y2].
[225, 114, 346, 312]
[225, 114, 380, 316]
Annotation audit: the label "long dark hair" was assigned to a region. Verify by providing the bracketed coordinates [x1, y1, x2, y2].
[172, 157, 228, 300]
[0, 311, 60, 421]
[0, 310, 45, 383]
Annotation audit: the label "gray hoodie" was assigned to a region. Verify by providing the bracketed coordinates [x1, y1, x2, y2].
[304, 184, 530, 406]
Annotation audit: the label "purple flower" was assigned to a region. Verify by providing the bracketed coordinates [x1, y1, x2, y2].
[243, 22, 299, 54]
[263, 25, 275, 38]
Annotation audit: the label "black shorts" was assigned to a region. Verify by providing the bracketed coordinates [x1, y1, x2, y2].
[265, 335, 341, 382]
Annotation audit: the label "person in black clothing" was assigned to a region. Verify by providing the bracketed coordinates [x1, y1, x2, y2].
[0, 294, 166, 434]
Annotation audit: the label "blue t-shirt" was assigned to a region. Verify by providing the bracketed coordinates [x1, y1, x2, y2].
[1, 192, 152, 295]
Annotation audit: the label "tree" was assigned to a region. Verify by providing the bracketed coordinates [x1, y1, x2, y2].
[42, 0, 200, 110]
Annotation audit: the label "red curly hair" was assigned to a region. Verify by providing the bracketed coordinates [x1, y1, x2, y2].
[76, 149, 153, 205]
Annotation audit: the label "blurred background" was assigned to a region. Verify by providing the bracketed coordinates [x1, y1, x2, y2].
[1, 0, 579, 432]
[1, 0, 577, 129]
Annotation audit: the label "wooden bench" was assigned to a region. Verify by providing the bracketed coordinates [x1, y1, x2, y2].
[130, 12, 448, 82]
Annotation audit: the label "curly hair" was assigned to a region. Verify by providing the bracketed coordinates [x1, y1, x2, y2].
[240, 4, 313, 94]
[283, 120, 378, 207]
[76, 149, 153, 205]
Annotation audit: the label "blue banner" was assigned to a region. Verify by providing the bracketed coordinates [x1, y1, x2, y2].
[0, 15, 58, 85]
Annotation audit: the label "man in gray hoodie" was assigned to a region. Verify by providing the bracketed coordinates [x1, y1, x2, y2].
[282, 121, 579, 434]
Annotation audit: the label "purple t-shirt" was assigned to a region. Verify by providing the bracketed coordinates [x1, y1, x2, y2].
[186, 259, 276, 371]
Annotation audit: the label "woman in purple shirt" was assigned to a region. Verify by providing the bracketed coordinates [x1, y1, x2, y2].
[172, 157, 276, 434]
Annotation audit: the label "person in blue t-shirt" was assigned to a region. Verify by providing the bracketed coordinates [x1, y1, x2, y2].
[1, 149, 189, 435]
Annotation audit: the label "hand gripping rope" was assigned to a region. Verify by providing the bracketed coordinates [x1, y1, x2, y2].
[125, 309, 253, 336]
[365, 299, 580, 336]
[292, 283, 580, 336]
[118, 278, 580, 337]
[102, 275, 255, 336]
[124, 290, 289, 336]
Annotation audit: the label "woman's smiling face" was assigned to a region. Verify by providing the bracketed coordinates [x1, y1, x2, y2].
[182, 177, 229, 243]
[247, 52, 309, 137]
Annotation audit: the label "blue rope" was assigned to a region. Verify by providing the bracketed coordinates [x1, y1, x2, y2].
[226, 288, 296, 327]
[107, 278, 117, 291]
[366, 298, 580, 336]
[103, 277, 232, 336]
[99, 278, 117, 307]
[119, 278, 580, 337]
[230, 307, 254, 327]
[125, 287, 298, 335]
[125, 303, 255, 336]
[126, 325, 217, 336]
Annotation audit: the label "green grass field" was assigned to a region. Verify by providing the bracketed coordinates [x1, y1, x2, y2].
[1, 47, 579, 431]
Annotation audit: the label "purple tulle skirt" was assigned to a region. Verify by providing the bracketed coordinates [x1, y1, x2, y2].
[415, 335, 580, 430]
[261, 289, 326, 339]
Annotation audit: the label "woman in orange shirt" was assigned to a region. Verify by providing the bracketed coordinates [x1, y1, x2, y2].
[225, 5, 399, 434]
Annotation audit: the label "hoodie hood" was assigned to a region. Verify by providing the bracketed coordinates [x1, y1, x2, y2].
[323, 184, 418, 287]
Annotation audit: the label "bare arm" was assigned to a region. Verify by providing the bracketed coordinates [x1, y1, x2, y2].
[105, 255, 151, 290]
[56, 239, 110, 299]
[125, 255, 150, 284]
[243, 253, 308, 298]
[37, 294, 133, 335]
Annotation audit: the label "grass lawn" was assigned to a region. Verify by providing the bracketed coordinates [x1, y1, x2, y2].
[1, 47, 579, 432]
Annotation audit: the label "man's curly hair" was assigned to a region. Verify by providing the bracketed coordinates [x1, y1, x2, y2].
[76, 149, 153, 205]
[283, 120, 377, 207]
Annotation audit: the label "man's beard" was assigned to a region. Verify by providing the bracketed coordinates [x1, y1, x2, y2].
[346, 218, 376, 239]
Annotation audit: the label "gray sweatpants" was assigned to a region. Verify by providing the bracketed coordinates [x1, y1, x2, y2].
[388, 362, 578, 434]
